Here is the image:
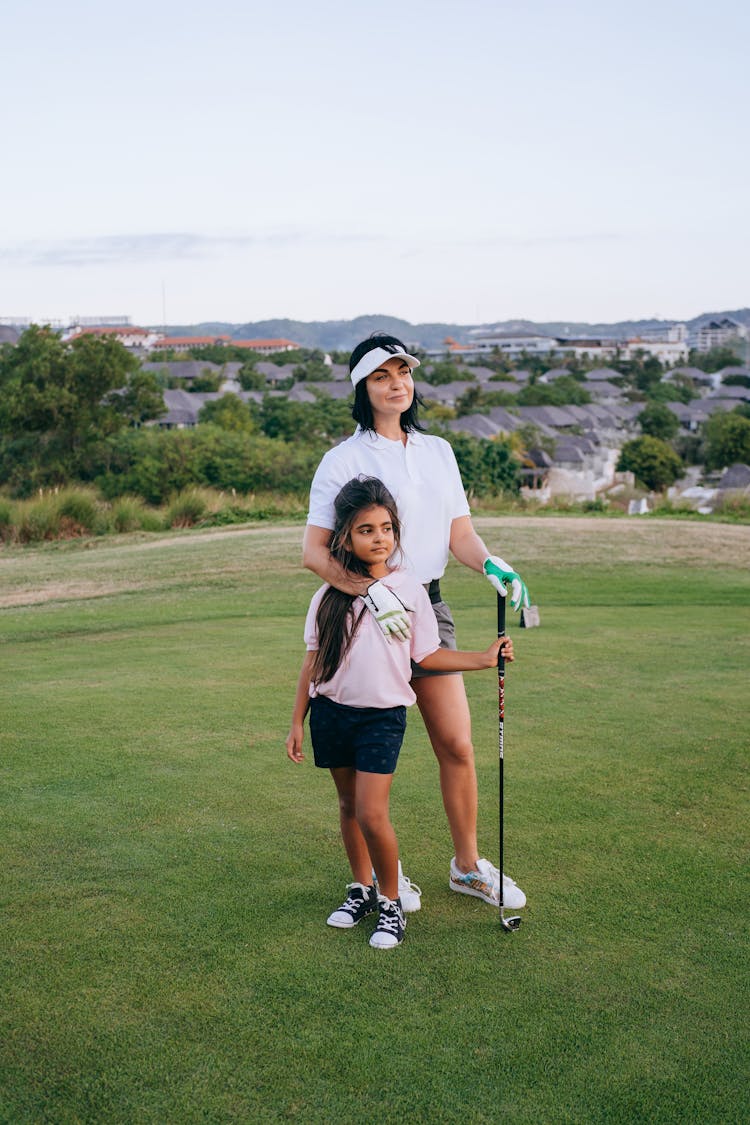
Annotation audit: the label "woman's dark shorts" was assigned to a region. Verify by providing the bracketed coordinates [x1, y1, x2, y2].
[309, 694, 407, 775]
[411, 593, 459, 680]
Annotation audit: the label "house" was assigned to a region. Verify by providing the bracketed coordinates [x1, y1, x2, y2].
[255, 362, 297, 386]
[152, 335, 231, 351]
[464, 329, 559, 357]
[585, 380, 624, 405]
[718, 463, 750, 492]
[67, 324, 162, 349]
[142, 360, 240, 386]
[689, 318, 747, 352]
[414, 380, 478, 406]
[232, 338, 302, 354]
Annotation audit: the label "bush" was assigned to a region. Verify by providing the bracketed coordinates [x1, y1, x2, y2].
[112, 496, 164, 533]
[0, 498, 12, 541]
[14, 496, 61, 543]
[57, 488, 100, 534]
[166, 488, 209, 528]
[91, 428, 324, 505]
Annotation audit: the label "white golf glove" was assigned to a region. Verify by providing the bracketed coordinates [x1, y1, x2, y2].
[362, 580, 412, 642]
[483, 556, 530, 612]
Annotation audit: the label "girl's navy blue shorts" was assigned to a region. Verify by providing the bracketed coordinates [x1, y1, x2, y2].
[309, 695, 406, 775]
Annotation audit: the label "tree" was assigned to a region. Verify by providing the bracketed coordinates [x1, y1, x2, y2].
[637, 402, 679, 442]
[421, 359, 469, 386]
[702, 411, 750, 471]
[0, 326, 163, 493]
[617, 436, 683, 491]
[237, 360, 266, 391]
[517, 376, 591, 406]
[688, 345, 743, 373]
[198, 394, 257, 433]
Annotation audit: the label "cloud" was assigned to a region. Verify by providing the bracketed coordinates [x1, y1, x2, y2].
[0, 228, 385, 268]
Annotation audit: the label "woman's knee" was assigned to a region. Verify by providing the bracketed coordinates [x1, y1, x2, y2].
[432, 735, 475, 768]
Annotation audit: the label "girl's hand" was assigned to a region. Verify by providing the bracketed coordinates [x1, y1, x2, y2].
[286, 725, 305, 763]
[485, 637, 514, 666]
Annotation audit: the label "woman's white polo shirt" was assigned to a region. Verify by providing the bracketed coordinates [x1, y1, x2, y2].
[307, 428, 470, 584]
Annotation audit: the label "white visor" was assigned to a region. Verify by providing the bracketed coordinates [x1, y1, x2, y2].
[350, 345, 421, 387]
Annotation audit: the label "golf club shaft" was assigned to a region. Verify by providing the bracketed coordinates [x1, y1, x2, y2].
[497, 591, 506, 913]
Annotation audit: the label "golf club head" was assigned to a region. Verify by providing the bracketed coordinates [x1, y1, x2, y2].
[500, 912, 522, 933]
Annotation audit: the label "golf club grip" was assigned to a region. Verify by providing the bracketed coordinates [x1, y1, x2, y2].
[497, 589, 506, 667]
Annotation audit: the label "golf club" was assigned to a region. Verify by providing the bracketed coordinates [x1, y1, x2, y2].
[497, 589, 522, 933]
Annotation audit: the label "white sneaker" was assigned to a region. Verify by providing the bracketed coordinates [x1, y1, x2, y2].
[397, 860, 422, 913]
[449, 857, 526, 909]
[371, 860, 422, 913]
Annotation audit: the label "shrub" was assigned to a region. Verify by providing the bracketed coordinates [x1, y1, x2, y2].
[0, 498, 12, 541]
[57, 488, 99, 534]
[166, 488, 209, 528]
[112, 496, 164, 533]
[14, 496, 61, 543]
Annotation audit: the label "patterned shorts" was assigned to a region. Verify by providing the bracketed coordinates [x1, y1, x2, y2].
[309, 694, 407, 775]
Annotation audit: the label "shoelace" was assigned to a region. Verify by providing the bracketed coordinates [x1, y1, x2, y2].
[342, 885, 370, 912]
[376, 905, 403, 935]
[399, 873, 422, 896]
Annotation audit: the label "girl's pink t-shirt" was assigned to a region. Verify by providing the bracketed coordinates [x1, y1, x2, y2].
[304, 568, 440, 708]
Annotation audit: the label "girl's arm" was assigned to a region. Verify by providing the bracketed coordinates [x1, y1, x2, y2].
[286, 651, 315, 763]
[417, 636, 514, 673]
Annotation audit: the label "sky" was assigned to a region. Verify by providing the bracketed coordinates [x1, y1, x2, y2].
[1, 0, 748, 328]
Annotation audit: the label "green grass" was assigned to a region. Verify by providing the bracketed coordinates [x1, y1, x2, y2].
[1, 518, 748, 1123]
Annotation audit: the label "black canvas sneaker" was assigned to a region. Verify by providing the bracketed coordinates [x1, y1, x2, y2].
[369, 895, 406, 949]
[326, 882, 378, 929]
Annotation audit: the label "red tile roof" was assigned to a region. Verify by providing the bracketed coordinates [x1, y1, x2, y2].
[153, 336, 232, 347]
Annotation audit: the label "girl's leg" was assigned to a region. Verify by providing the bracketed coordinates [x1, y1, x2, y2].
[412, 673, 480, 874]
[329, 767, 372, 885]
[354, 771, 398, 900]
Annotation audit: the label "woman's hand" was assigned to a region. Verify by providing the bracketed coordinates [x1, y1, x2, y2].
[286, 724, 305, 763]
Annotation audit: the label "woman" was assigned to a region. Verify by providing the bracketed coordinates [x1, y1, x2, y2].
[303, 333, 529, 911]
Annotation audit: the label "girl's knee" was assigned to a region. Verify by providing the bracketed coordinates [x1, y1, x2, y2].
[356, 805, 391, 839]
[337, 790, 357, 820]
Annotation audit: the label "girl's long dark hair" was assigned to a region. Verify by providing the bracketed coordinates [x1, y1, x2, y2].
[312, 477, 402, 685]
[350, 333, 426, 434]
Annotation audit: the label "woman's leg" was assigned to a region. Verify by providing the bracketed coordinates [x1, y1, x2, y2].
[412, 673, 480, 874]
[354, 771, 398, 900]
[329, 767, 372, 885]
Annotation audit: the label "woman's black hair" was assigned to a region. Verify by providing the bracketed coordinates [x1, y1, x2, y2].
[349, 332, 425, 435]
[311, 476, 402, 685]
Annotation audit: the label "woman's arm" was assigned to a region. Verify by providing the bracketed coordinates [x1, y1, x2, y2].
[449, 515, 530, 610]
[302, 524, 371, 596]
[417, 636, 514, 673]
[302, 524, 412, 640]
[286, 651, 315, 763]
[448, 515, 492, 572]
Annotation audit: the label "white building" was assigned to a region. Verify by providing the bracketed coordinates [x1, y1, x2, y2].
[689, 318, 747, 352]
[464, 329, 559, 356]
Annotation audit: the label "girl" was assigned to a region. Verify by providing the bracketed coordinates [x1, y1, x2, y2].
[286, 476, 513, 949]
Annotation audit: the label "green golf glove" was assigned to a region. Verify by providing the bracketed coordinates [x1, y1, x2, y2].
[483, 556, 530, 612]
[363, 580, 412, 642]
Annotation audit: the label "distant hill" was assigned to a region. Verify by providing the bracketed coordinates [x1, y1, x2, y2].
[154, 309, 750, 352]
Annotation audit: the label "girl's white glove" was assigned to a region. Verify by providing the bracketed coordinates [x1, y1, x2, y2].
[483, 556, 530, 612]
[362, 580, 412, 642]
